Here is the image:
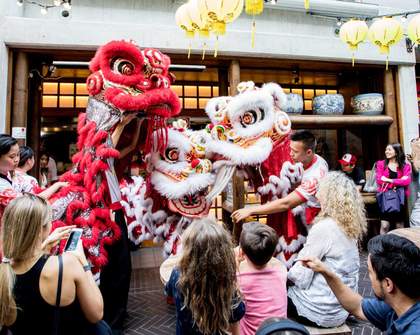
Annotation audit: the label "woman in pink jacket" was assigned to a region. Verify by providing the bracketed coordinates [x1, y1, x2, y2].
[376, 143, 411, 234]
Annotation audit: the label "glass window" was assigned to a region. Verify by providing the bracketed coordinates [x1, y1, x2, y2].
[59, 96, 74, 108]
[199, 98, 210, 109]
[304, 100, 312, 110]
[76, 96, 89, 108]
[60, 83, 75, 95]
[199, 86, 212, 97]
[184, 86, 197, 97]
[76, 83, 88, 95]
[315, 89, 326, 96]
[304, 89, 314, 99]
[213, 86, 219, 97]
[42, 95, 58, 108]
[43, 82, 58, 94]
[171, 85, 183, 96]
[184, 98, 197, 109]
[292, 89, 302, 95]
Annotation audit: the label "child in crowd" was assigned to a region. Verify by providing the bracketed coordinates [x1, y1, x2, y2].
[165, 217, 245, 335]
[237, 222, 288, 335]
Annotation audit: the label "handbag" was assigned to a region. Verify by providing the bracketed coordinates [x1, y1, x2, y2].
[376, 184, 405, 214]
[363, 162, 378, 193]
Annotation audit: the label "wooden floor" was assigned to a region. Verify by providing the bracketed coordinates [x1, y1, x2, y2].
[123, 249, 382, 335]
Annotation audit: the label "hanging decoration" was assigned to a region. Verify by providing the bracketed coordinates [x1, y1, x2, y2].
[304, 0, 309, 11]
[408, 14, 420, 46]
[198, 0, 244, 57]
[245, 0, 264, 48]
[175, 0, 244, 59]
[187, 0, 213, 59]
[175, 4, 197, 59]
[368, 17, 403, 70]
[339, 19, 368, 67]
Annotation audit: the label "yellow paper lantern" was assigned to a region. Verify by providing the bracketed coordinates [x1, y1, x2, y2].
[368, 17, 403, 70]
[187, 0, 212, 59]
[245, 0, 264, 48]
[339, 19, 368, 66]
[407, 14, 420, 46]
[199, 0, 243, 36]
[175, 4, 197, 58]
[198, 0, 243, 57]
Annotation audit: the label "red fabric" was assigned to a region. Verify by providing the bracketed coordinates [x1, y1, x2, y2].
[305, 207, 320, 226]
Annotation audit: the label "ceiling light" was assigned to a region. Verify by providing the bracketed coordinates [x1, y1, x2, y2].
[16, 0, 24, 6]
[40, 6, 48, 15]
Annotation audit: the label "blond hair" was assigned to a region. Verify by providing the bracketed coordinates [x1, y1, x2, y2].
[178, 217, 239, 335]
[0, 194, 50, 326]
[315, 171, 367, 240]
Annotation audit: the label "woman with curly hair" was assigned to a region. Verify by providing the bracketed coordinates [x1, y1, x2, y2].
[287, 171, 367, 328]
[165, 217, 245, 335]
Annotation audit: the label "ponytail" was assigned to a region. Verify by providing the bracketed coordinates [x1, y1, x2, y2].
[0, 261, 17, 326]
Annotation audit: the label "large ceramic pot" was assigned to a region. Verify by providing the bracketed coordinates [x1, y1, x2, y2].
[313, 94, 345, 115]
[351, 93, 384, 115]
[283, 93, 303, 114]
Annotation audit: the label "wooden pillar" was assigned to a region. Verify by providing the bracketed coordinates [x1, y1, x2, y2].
[384, 68, 399, 143]
[12, 51, 29, 145]
[27, 69, 41, 177]
[228, 60, 244, 242]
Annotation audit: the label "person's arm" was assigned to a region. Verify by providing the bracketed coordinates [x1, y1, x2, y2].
[229, 322, 240, 335]
[390, 163, 412, 187]
[231, 191, 304, 222]
[118, 118, 141, 159]
[66, 240, 104, 323]
[111, 114, 137, 148]
[288, 222, 331, 289]
[299, 256, 367, 321]
[375, 161, 391, 185]
[37, 181, 68, 200]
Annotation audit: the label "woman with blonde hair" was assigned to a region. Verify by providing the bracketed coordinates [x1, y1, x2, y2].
[287, 171, 367, 327]
[165, 217, 245, 335]
[0, 194, 110, 334]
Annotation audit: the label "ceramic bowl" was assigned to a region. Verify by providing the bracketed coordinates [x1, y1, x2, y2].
[283, 93, 303, 114]
[312, 94, 345, 115]
[351, 93, 384, 115]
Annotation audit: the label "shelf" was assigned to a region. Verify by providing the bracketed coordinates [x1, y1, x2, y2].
[289, 115, 393, 129]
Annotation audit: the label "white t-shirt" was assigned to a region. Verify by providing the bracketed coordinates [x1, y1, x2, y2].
[295, 154, 328, 209]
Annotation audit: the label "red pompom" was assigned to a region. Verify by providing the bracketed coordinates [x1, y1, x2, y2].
[86, 72, 103, 96]
[191, 159, 200, 169]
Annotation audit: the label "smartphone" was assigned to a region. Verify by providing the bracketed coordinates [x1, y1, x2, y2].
[64, 228, 83, 252]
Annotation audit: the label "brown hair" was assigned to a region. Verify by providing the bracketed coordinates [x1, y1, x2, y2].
[240, 222, 278, 267]
[0, 194, 50, 326]
[177, 217, 239, 334]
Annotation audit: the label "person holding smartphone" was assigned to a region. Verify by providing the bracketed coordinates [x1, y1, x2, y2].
[0, 194, 111, 335]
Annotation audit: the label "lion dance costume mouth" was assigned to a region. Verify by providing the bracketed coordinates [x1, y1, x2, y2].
[50, 40, 180, 272]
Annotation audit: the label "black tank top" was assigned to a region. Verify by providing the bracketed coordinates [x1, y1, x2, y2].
[9, 255, 89, 335]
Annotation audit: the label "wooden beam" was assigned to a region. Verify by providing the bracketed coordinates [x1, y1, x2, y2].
[290, 115, 393, 128]
[228, 60, 243, 243]
[12, 51, 29, 145]
[384, 68, 399, 143]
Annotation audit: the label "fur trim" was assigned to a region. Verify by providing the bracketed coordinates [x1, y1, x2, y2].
[208, 137, 273, 166]
[228, 89, 275, 139]
[151, 171, 214, 199]
[261, 82, 287, 110]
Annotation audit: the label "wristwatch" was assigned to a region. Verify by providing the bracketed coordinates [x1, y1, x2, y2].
[83, 263, 91, 272]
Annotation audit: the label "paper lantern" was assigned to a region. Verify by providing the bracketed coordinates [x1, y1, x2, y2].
[368, 17, 403, 70]
[198, 0, 244, 56]
[339, 19, 368, 66]
[245, 0, 264, 48]
[408, 14, 420, 46]
[187, 0, 212, 59]
[175, 4, 196, 58]
[199, 0, 243, 36]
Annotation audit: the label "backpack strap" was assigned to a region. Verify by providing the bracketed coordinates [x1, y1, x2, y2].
[52, 254, 63, 335]
[256, 319, 310, 335]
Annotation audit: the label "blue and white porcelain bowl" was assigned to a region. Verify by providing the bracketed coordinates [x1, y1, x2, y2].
[313, 94, 345, 115]
[351, 93, 384, 115]
[283, 93, 303, 114]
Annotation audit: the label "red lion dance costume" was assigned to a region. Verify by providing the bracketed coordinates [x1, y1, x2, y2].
[50, 40, 180, 273]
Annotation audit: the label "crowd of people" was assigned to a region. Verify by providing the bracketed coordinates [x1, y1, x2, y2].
[0, 130, 419, 335]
